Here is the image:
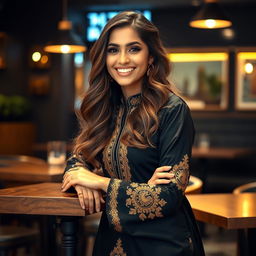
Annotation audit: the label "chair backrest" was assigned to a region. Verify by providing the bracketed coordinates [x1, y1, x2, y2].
[185, 175, 203, 194]
[233, 182, 256, 194]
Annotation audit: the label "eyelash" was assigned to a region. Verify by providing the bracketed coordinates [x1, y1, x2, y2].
[107, 46, 141, 54]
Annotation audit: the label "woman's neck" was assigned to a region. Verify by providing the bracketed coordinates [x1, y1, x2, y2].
[121, 87, 142, 100]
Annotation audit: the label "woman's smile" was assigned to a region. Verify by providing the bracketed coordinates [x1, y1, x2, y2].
[115, 67, 136, 76]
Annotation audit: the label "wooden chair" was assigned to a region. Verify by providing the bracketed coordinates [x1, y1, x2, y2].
[0, 225, 39, 256]
[185, 175, 203, 194]
[233, 182, 256, 194]
[233, 182, 256, 256]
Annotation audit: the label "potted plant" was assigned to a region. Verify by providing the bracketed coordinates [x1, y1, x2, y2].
[0, 94, 36, 155]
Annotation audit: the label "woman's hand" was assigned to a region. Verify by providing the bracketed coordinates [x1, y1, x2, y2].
[148, 166, 174, 185]
[62, 166, 110, 193]
[74, 185, 105, 213]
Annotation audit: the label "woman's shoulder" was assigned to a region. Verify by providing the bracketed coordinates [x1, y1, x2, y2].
[158, 93, 194, 129]
[160, 93, 190, 113]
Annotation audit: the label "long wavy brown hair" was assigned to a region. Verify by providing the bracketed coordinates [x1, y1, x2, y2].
[73, 11, 173, 168]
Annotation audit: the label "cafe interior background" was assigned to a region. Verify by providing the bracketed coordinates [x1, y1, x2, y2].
[0, 0, 256, 254]
[1, 0, 256, 192]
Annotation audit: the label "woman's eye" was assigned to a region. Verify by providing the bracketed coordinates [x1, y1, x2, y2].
[107, 47, 118, 54]
[129, 46, 141, 53]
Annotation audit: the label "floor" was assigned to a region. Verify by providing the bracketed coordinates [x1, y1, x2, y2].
[8, 223, 238, 256]
[202, 223, 237, 256]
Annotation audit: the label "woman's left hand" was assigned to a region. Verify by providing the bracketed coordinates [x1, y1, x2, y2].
[148, 166, 174, 185]
[62, 167, 110, 192]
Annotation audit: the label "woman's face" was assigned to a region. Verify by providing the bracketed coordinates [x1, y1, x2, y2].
[106, 26, 152, 98]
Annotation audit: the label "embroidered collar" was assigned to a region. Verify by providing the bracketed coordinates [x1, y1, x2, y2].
[122, 93, 141, 108]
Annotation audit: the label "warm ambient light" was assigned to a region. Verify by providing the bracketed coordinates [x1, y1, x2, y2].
[190, 19, 232, 29]
[44, 44, 86, 54]
[32, 52, 41, 62]
[189, 0, 232, 29]
[244, 63, 254, 74]
[167, 52, 228, 62]
[205, 19, 216, 28]
[44, 20, 87, 54]
[40, 55, 48, 64]
[61, 45, 71, 54]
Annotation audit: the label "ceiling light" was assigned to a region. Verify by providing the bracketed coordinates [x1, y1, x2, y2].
[189, 0, 232, 29]
[44, 0, 86, 54]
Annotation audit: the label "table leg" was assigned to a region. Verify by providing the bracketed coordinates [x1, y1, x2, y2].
[248, 228, 256, 256]
[60, 216, 79, 256]
[237, 229, 249, 256]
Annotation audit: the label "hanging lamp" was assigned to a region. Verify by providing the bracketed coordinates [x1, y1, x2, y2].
[44, 0, 86, 54]
[189, 0, 232, 29]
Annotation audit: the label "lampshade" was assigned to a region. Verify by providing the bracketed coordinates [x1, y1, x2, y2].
[44, 20, 86, 54]
[189, 0, 232, 29]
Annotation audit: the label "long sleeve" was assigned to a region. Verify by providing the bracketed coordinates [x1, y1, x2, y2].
[64, 154, 87, 173]
[105, 97, 195, 234]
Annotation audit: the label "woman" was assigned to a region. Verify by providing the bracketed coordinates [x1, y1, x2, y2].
[62, 11, 205, 256]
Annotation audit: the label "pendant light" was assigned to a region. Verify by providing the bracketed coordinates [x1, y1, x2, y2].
[44, 0, 86, 54]
[189, 0, 232, 29]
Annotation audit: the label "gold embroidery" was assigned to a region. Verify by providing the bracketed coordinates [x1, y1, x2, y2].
[126, 183, 167, 221]
[109, 179, 122, 232]
[169, 154, 190, 193]
[129, 95, 141, 106]
[110, 238, 127, 256]
[103, 108, 123, 178]
[103, 106, 131, 181]
[119, 143, 131, 181]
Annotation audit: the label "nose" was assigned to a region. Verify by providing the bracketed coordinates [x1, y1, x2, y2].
[118, 50, 129, 64]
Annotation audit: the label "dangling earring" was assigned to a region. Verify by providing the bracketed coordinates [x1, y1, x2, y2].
[147, 63, 154, 76]
[108, 74, 114, 82]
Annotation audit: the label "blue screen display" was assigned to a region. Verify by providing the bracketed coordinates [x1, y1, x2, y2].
[86, 10, 151, 42]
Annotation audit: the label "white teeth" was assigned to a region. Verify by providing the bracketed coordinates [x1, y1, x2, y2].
[117, 68, 134, 73]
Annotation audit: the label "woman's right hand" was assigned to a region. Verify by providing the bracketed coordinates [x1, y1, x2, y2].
[74, 185, 105, 214]
[148, 166, 174, 185]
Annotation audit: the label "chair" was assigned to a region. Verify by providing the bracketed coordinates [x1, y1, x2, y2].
[233, 182, 256, 256]
[185, 175, 203, 194]
[0, 225, 39, 256]
[233, 182, 256, 194]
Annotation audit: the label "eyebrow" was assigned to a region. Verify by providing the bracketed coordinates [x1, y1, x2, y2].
[107, 41, 142, 47]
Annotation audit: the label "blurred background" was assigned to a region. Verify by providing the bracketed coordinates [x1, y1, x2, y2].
[0, 0, 256, 191]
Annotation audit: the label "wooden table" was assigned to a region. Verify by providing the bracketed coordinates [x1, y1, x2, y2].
[0, 156, 63, 184]
[0, 182, 85, 256]
[187, 193, 256, 256]
[192, 147, 254, 159]
[187, 193, 256, 229]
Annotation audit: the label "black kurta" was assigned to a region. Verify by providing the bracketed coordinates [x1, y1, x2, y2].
[65, 93, 205, 256]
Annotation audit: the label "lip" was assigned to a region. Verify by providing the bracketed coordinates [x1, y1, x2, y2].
[115, 67, 135, 76]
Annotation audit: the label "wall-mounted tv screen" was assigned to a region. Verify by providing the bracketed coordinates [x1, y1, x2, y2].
[86, 10, 151, 42]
